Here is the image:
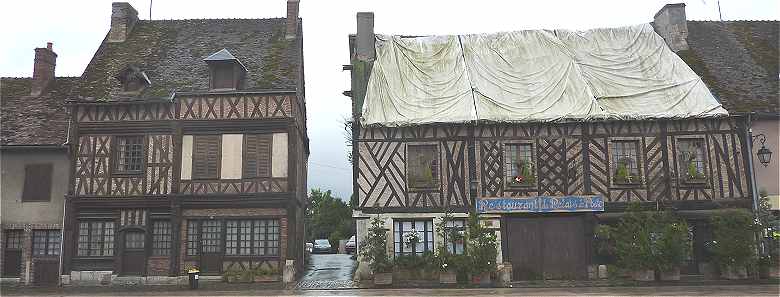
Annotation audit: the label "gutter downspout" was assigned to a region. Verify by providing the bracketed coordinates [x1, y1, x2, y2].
[744, 113, 763, 262]
[57, 110, 72, 286]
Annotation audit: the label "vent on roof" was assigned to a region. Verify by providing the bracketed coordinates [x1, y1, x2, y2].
[115, 65, 150, 93]
[204, 48, 247, 91]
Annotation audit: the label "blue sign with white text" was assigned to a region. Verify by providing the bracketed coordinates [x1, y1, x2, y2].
[476, 196, 604, 213]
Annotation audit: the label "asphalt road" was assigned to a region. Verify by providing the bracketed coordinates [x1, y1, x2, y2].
[302, 253, 356, 281]
[3, 284, 779, 296]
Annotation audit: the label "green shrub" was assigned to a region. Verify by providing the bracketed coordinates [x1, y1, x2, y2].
[359, 217, 393, 273]
[710, 209, 759, 269]
[466, 212, 498, 275]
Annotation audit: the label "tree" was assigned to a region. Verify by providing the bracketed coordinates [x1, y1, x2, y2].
[306, 188, 354, 247]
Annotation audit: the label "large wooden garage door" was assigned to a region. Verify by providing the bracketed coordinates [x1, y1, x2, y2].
[506, 215, 588, 280]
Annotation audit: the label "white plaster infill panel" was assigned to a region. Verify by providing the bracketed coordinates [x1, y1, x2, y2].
[220, 134, 243, 179]
[272, 133, 288, 178]
[180, 135, 193, 180]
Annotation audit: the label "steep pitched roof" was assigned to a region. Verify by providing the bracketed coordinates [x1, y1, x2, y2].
[1, 77, 79, 146]
[78, 18, 302, 101]
[678, 21, 779, 114]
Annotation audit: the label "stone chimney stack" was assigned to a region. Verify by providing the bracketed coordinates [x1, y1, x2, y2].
[108, 2, 139, 43]
[355, 12, 375, 61]
[31, 42, 57, 96]
[653, 3, 689, 52]
[285, 0, 300, 40]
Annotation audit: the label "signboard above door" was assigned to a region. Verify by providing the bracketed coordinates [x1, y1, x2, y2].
[477, 196, 604, 213]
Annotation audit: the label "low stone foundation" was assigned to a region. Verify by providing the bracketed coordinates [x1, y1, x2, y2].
[64, 271, 190, 286]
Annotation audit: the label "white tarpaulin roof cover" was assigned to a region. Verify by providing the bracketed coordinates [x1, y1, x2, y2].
[362, 24, 728, 126]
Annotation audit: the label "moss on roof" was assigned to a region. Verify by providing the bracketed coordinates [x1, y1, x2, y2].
[1, 77, 79, 145]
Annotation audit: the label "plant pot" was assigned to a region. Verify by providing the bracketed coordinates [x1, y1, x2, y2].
[659, 267, 680, 281]
[374, 272, 393, 286]
[254, 275, 278, 282]
[721, 265, 748, 280]
[471, 272, 492, 286]
[631, 269, 655, 281]
[439, 270, 457, 284]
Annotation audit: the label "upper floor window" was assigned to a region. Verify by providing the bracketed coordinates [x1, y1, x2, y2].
[192, 135, 221, 179]
[505, 143, 535, 187]
[243, 134, 273, 178]
[115, 136, 144, 174]
[611, 140, 641, 185]
[407, 144, 439, 190]
[678, 138, 707, 182]
[204, 48, 246, 91]
[22, 163, 53, 202]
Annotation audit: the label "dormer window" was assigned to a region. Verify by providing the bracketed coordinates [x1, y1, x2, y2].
[204, 48, 246, 91]
[116, 65, 150, 93]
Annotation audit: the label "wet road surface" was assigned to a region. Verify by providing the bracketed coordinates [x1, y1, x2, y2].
[297, 253, 357, 289]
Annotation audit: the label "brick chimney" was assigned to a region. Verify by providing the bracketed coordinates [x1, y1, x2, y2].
[355, 12, 375, 61]
[108, 2, 138, 43]
[285, 0, 300, 40]
[31, 42, 57, 96]
[652, 3, 689, 52]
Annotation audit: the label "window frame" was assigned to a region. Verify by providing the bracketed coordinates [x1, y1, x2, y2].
[32, 229, 61, 256]
[242, 134, 273, 179]
[504, 142, 536, 188]
[393, 219, 435, 257]
[609, 139, 643, 186]
[443, 219, 466, 255]
[406, 144, 441, 191]
[186, 218, 281, 258]
[113, 135, 145, 175]
[76, 221, 115, 258]
[5, 229, 23, 250]
[677, 137, 708, 184]
[21, 163, 53, 202]
[151, 221, 172, 256]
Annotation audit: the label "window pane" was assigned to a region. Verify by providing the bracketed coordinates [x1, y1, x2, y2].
[679, 139, 706, 180]
[152, 221, 171, 256]
[225, 220, 238, 256]
[33, 230, 47, 256]
[103, 222, 115, 256]
[125, 231, 145, 249]
[239, 220, 252, 255]
[505, 144, 534, 186]
[407, 145, 438, 189]
[47, 230, 61, 256]
[5, 230, 23, 250]
[116, 136, 144, 173]
[78, 223, 89, 256]
[201, 220, 222, 253]
[187, 221, 199, 256]
[612, 140, 640, 183]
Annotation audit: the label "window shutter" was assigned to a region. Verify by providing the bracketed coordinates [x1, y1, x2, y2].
[243, 134, 272, 178]
[22, 163, 53, 202]
[193, 135, 220, 179]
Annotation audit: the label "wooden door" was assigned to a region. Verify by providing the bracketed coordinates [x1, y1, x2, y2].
[507, 215, 588, 280]
[199, 220, 223, 275]
[33, 260, 59, 286]
[3, 230, 23, 277]
[121, 231, 146, 275]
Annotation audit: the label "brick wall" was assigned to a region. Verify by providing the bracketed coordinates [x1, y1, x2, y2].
[147, 257, 170, 276]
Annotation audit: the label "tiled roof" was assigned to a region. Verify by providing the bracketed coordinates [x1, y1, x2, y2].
[678, 21, 779, 114]
[1, 77, 79, 146]
[78, 18, 302, 101]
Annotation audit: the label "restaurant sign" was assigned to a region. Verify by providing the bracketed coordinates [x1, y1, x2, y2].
[476, 195, 604, 213]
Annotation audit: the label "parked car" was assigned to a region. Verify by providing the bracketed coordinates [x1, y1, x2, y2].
[312, 239, 331, 254]
[345, 235, 356, 254]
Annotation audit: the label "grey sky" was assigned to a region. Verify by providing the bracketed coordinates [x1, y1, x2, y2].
[1, 0, 777, 200]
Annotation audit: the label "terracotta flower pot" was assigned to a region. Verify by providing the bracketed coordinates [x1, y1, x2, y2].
[471, 272, 492, 286]
[374, 272, 393, 286]
[631, 269, 655, 281]
[659, 267, 680, 281]
[439, 270, 457, 284]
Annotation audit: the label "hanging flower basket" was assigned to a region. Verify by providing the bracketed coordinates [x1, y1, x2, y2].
[403, 230, 421, 248]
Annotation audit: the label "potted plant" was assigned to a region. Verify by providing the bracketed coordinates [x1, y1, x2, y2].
[360, 217, 394, 286]
[605, 203, 657, 281]
[655, 213, 690, 281]
[466, 213, 497, 286]
[507, 160, 536, 186]
[684, 158, 706, 183]
[435, 213, 459, 284]
[614, 159, 639, 184]
[710, 209, 758, 280]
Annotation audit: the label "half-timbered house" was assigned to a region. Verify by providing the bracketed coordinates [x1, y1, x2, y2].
[62, 1, 307, 285]
[1, 43, 75, 286]
[348, 4, 759, 281]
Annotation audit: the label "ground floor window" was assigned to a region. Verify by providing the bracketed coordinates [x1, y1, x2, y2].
[5, 230, 23, 250]
[32, 230, 60, 256]
[187, 218, 280, 257]
[77, 221, 115, 257]
[152, 221, 172, 256]
[394, 219, 434, 256]
[444, 219, 466, 255]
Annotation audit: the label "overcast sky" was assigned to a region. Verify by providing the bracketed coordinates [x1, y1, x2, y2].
[1, 0, 777, 199]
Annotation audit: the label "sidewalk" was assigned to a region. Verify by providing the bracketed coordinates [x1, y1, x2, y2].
[1, 283, 779, 296]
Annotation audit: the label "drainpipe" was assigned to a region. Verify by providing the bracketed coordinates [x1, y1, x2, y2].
[743, 114, 763, 261]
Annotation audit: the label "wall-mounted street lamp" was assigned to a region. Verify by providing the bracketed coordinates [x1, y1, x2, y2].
[753, 134, 773, 167]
